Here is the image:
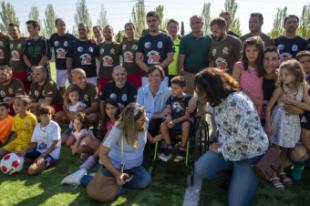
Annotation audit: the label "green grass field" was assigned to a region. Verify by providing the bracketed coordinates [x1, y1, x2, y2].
[0, 146, 310, 206]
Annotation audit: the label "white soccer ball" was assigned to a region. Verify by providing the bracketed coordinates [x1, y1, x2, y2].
[0, 152, 24, 175]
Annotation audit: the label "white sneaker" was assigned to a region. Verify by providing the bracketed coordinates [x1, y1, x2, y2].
[158, 153, 172, 162]
[61, 168, 87, 185]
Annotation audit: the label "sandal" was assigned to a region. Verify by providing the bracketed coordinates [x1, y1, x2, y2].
[279, 172, 293, 185]
[269, 176, 285, 191]
[173, 147, 185, 163]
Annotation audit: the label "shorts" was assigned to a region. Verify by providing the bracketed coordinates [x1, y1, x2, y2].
[56, 70, 69, 88]
[2, 139, 29, 152]
[98, 77, 111, 92]
[12, 71, 31, 92]
[25, 149, 56, 167]
[127, 71, 142, 88]
[142, 76, 168, 87]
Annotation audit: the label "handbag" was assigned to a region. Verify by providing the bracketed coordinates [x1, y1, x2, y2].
[254, 147, 281, 182]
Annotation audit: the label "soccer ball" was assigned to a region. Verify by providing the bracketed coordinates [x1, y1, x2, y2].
[0, 153, 24, 175]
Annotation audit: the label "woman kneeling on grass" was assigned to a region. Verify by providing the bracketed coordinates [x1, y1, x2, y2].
[194, 68, 269, 206]
[61, 103, 151, 202]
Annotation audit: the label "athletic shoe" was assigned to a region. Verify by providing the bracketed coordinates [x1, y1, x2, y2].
[158, 153, 172, 162]
[291, 164, 305, 181]
[61, 168, 87, 185]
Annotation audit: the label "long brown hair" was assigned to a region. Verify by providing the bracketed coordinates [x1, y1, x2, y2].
[117, 103, 145, 148]
[279, 60, 306, 90]
[195, 68, 240, 107]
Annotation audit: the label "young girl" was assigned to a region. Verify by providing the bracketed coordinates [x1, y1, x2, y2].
[266, 60, 310, 190]
[233, 36, 265, 117]
[78, 98, 120, 170]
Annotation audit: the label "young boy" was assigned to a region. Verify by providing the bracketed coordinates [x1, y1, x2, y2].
[24, 105, 61, 175]
[159, 76, 197, 162]
[297, 50, 310, 81]
[0, 102, 13, 145]
[0, 95, 37, 158]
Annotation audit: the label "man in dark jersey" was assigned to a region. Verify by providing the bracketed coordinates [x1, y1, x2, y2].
[23, 20, 50, 79]
[209, 17, 242, 73]
[50, 18, 76, 91]
[28, 66, 63, 115]
[66, 23, 99, 86]
[97, 25, 121, 91]
[100, 65, 136, 116]
[136, 11, 174, 87]
[0, 31, 10, 66]
[240, 13, 273, 47]
[9, 23, 29, 92]
[275, 15, 307, 62]
[121, 22, 141, 87]
[219, 11, 239, 38]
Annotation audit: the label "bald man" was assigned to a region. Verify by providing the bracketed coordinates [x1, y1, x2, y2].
[57, 68, 99, 124]
[99, 65, 137, 117]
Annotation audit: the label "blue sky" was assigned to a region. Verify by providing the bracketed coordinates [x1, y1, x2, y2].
[8, 0, 309, 35]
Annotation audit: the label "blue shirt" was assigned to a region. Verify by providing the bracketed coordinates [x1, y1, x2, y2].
[275, 36, 307, 60]
[136, 84, 171, 119]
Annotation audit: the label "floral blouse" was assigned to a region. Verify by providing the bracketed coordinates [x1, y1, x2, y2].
[206, 91, 269, 161]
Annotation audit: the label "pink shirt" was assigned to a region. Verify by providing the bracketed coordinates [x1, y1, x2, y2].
[236, 61, 263, 117]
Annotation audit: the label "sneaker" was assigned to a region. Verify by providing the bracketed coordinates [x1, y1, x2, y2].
[61, 168, 87, 185]
[80, 156, 97, 170]
[173, 147, 186, 163]
[291, 164, 305, 181]
[158, 153, 172, 162]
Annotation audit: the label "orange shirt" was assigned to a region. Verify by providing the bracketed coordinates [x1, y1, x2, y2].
[0, 115, 13, 144]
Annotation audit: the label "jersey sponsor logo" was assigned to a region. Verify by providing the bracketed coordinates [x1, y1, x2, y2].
[109, 93, 117, 100]
[110, 48, 115, 54]
[11, 50, 20, 61]
[24, 122, 30, 128]
[64, 41, 69, 47]
[10, 43, 13, 49]
[122, 44, 127, 50]
[0, 41, 3, 46]
[157, 41, 163, 49]
[102, 55, 113, 67]
[89, 47, 94, 53]
[291, 44, 298, 52]
[147, 50, 161, 65]
[17, 43, 22, 49]
[56, 48, 66, 59]
[212, 48, 217, 56]
[132, 45, 137, 50]
[54, 41, 60, 47]
[100, 48, 105, 55]
[123, 51, 134, 63]
[280, 52, 292, 63]
[83, 94, 89, 101]
[222, 47, 229, 55]
[215, 57, 228, 70]
[121, 94, 128, 102]
[34, 90, 39, 97]
[77, 46, 84, 52]
[277, 44, 285, 51]
[0, 49, 4, 59]
[8, 88, 13, 95]
[80, 54, 92, 65]
[144, 41, 151, 49]
[0, 90, 6, 97]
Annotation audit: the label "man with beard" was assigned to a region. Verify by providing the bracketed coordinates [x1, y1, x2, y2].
[49, 18, 76, 91]
[209, 17, 242, 73]
[66, 23, 99, 85]
[121, 22, 141, 87]
[9, 23, 29, 92]
[275, 15, 307, 62]
[136, 11, 174, 87]
[219, 11, 239, 38]
[240, 13, 273, 47]
[97, 25, 121, 91]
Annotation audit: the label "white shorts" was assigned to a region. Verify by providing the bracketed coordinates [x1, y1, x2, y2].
[142, 76, 169, 87]
[56, 70, 69, 88]
[86, 77, 98, 86]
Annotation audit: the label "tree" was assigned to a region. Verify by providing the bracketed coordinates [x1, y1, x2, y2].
[43, 4, 57, 37]
[28, 6, 41, 23]
[297, 4, 310, 38]
[224, 0, 241, 35]
[97, 4, 108, 29]
[131, 0, 146, 37]
[268, 7, 287, 39]
[201, 2, 211, 34]
[155, 5, 166, 31]
[0, 1, 19, 32]
[74, 0, 92, 36]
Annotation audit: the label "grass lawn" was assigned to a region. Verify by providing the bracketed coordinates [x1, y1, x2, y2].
[0, 146, 310, 206]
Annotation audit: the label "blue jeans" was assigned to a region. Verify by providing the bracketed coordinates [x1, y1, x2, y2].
[195, 151, 260, 206]
[81, 165, 151, 189]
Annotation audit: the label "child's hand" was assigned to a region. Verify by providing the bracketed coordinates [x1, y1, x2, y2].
[78, 107, 85, 112]
[281, 95, 295, 105]
[167, 120, 175, 128]
[35, 155, 45, 164]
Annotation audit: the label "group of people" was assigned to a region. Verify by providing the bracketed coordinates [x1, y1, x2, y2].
[0, 7, 310, 206]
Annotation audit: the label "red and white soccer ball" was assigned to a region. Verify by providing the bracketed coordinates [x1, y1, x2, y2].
[0, 153, 24, 175]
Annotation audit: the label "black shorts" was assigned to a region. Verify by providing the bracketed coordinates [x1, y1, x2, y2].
[25, 149, 56, 167]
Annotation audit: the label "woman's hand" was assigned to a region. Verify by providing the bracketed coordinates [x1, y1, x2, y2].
[116, 172, 130, 185]
[209, 143, 221, 153]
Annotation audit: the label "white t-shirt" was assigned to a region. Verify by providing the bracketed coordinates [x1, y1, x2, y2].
[31, 120, 61, 160]
[68, 101, 86, 112]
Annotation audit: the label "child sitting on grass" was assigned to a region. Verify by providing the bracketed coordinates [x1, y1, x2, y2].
[24, 105, 61, 175]
[0, 95, 37, 158]
[159, 76, 197, 162]
[0, 102, 13, 145]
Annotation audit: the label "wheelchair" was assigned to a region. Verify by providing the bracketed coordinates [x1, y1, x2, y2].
[148, 116, 213, 186]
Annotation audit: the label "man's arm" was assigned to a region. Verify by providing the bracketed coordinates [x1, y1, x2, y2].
[135, 52, 150, 73]
[159, 52, 174, 69]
